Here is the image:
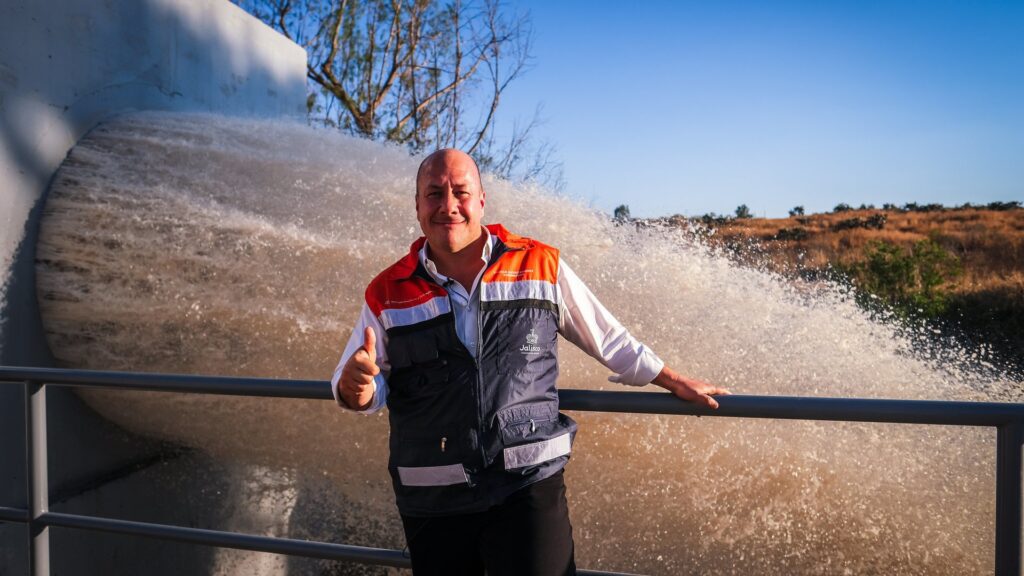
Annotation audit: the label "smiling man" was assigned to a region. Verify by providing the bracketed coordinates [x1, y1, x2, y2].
[332, 149, 728, 575]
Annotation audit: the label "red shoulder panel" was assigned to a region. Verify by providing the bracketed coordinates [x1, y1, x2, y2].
[364, 237, 446, 316]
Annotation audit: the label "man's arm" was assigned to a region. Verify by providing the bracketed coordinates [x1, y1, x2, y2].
[556, 258, 729, 408]
[331, 303, 390, 413]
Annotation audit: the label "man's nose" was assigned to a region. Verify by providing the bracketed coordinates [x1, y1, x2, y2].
[441, 190, 459, 212]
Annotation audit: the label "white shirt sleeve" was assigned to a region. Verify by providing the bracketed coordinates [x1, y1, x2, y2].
[331, 302, 390, 413]
[556, 258, 665, 386]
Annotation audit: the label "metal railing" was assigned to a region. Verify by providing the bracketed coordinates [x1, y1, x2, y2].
[1, 366, 1022, 575]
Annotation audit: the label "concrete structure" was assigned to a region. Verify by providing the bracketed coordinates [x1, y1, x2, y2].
[0, 0, 306, 572]
[1, 0, 307, 360]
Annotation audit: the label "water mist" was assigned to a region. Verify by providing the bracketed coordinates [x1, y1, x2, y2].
[35, 112, 1021, 575]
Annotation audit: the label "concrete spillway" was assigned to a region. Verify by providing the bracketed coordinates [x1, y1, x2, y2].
[0, 1, 305, 573]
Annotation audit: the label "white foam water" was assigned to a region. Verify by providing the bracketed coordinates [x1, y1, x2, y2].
[35, 111, 1021, 574]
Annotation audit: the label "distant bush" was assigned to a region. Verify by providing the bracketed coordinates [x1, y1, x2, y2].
[613, 204, 631, 222]
[842, 237, 962, 318]
[788, 206, 805, 217]
[692, 213, 731, 226]
[946, 200, 1022, 211]
[833, 218, 860, 231]
[775, 227, 808, 241]
[833, 203, 852, 213]
[987, 200, 1022, 211]
[903, 202, 946, 213]
[735, 204, 752, 219]
[873, 201, 1017, 213]
[832, 213, 887, 231]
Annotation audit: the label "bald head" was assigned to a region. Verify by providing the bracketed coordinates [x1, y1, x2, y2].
[414, 148, 487, 257]
[416, 149, 483, 194]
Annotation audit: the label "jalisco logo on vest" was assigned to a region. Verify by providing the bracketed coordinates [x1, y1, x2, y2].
[520, 328, 542, 355]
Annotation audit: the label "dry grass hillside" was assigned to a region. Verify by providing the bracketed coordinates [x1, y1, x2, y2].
[670, 206, 1024, 370]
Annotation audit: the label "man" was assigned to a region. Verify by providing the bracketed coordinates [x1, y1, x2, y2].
[332, 149, 729, 575]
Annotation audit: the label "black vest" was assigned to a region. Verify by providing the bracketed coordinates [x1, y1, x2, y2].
[366, 225, 577, 516]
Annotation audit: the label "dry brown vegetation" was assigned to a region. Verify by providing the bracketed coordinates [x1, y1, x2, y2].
[692, 207, 1024, 369]
[713, 209, 1022, 280]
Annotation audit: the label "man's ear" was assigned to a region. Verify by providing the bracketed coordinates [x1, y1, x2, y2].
[480, 189, 486, 208]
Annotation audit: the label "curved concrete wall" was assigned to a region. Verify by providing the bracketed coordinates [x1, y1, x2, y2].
[0, 1, 306, 573]
[0, 0, 307, 362]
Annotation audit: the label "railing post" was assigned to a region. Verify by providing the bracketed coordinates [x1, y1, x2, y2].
[25, 380, 50, 576]
[996, 422, 1023, 576]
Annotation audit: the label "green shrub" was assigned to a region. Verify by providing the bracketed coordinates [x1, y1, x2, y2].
[987, 200, 1021, 211]
[775, 227, 808, 241]
[833, 214, 887, 231]
[843, 237, 962, 318]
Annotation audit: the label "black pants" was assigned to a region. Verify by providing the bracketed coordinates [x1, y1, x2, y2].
[400, 470, 576, 576]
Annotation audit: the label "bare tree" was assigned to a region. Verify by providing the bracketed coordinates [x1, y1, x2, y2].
[238, 0, 560, 185]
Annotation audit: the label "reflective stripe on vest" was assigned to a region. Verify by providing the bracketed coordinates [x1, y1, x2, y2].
[378, 295, 450, 330]
[503, 433, 571, 471]
[398, 464, 470, 487]
[481, 279, 557, 308]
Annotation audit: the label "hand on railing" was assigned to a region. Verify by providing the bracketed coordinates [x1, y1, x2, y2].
[652, 366, 730, 409]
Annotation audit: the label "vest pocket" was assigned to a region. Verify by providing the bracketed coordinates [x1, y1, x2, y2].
[389, 357, 450, 399]
[493, 312, 557, 378]
[390, 427, 476, 512]
[496, 403, 572, 473]
[391, 427, 470, 487]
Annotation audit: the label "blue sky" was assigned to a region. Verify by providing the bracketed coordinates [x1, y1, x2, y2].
[495, 1, 1024, 218]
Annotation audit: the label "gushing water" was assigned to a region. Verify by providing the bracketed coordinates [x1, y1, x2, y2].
[36, 112, 1021, 574]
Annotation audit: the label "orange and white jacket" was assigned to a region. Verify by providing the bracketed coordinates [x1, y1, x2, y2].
[332, 224, 664, 414]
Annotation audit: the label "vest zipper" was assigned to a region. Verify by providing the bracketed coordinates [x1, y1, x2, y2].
[441, 288, 483, 470]
[474, 242, 512, 473]
[476, 294, 486, 465]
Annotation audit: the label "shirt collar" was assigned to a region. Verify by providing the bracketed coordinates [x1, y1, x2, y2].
[419, 227, 493, 285]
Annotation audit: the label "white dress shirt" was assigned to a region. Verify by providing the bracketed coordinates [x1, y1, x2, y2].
[331, 228, 665, 412]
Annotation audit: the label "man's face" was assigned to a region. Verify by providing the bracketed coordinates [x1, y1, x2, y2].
[415, 151, 486, 255]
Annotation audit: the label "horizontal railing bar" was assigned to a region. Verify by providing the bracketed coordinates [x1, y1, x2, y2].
[41, 511, 410, 567]
[2, 366, 1023, 427]
[2, 366, 1020, 575]
[559, 389, 1024, 427]
[0, 505, 29, 522]
[0, 367, 327, 399]
[38, 512, 633, 576]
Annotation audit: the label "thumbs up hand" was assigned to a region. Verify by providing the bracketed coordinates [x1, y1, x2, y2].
[339, 326, 381, 410]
